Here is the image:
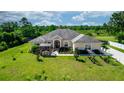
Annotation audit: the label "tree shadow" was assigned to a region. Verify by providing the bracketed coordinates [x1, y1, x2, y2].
[76, 58, 85, 63]
[37, 59, 43, 62]
[43, 56, 57, 58]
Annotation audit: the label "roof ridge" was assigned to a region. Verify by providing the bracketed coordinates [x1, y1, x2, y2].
[71, 34, 84, 43]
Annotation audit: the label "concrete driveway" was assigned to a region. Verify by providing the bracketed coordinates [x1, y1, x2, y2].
[107, 48, 124, 64]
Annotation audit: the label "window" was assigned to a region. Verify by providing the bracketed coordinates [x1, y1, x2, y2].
[64, 42, 68, 47]
[48, 42, 51, 44]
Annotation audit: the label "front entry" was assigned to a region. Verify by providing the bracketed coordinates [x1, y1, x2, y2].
[85, 44, 91, 50]
[54, 40, 60, 48]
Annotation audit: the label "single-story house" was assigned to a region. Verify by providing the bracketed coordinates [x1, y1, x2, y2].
[31, 29, 102, 52]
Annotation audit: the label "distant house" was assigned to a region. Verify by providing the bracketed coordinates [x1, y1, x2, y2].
[31, 29, 102, 52]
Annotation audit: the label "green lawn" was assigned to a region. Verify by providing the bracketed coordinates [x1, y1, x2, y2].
[95, 36, 117, 42]
[77, 30, 117, 42]
[0, 43, 124, 81]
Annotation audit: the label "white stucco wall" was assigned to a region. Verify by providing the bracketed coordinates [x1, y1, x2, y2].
[61, 40, 72, 47]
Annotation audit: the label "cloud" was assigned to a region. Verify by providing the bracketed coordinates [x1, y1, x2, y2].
[0, 11, 63, 25]
[88, 11, 114, 18]
[34, 20, 56, 26]
[0, 11, 113, 26]
[72, 13, 85, 21]
[72, 11, 113, 21]
[82, 22, 102, 26]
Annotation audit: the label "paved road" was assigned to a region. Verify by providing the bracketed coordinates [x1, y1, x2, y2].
[107, 48, 124, 64]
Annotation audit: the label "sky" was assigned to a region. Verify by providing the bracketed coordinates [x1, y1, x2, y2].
[0, 11, 114, 26]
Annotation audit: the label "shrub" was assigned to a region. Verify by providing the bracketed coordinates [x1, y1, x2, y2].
[86, 33, 95, 36]
[34, 74, 42, 80]
[103, 56, 122, 66]
[20, 51, 23, 53]
[31, 44, 39, 54]
[25, 76, 32, 81]
[0, 41, 8, 51]
[20, 50, 23, 53]
[63, 75, 71, 80]
[103, 56, 111, 63]
[102, 44, 109, 51]
[1, 65, 6, 69]
[36, 54, 43, 62]
[44, 76, 48, 80]
[41, 50, 50, 56]
[12, 56, 16, 61]
[34, 71, 47, 81]
[42, 70, 45, 74]
[59, 47, 73, 54]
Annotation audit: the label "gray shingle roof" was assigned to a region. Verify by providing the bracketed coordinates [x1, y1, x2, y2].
[31, 29, 80, 44]
[75, 35, 101, 43]
[42, 29, 80, 40]
[31, 29, 101, 44]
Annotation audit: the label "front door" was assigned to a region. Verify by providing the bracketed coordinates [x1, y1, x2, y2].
[54, 40, 60, 48]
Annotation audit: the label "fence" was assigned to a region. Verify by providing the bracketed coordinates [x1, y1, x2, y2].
[109, 41, 124, 50]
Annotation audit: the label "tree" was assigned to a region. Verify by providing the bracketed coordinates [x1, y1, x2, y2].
[1, 22, 18, 32]
[107, 12, 124, 35]
[116, 32, 124, 43]
[1, 32, 12, 44]
[19, 17, 31, 27]
[0, 41, 8, 51]
[21, 25, 35, 38]
[48, 25, 56, 31]
[19, 17, 35, 38]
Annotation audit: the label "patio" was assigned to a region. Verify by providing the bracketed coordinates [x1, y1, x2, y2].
[76, 48, 112, 56]
[39, 43, 111, 57]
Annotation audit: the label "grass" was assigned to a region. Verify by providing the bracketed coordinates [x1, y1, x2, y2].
[95, 36, 117, 42]
[109, 45, 124, 53]
[0, 43, 124, 80]
[77, 30, 117, 42]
